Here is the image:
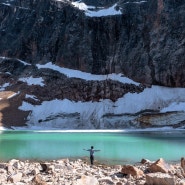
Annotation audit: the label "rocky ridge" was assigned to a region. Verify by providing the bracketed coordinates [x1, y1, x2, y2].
[1, 157, 185, 185]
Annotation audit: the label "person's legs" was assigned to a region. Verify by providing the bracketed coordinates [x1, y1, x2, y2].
[90, 155, 94, 165]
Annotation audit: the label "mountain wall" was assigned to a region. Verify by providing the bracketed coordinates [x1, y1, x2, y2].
[0, 0, 185, 129]
[0, 0, 184, 87]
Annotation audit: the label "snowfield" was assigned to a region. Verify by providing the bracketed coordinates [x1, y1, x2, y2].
[0, 59, 185, 130]
[17, 62, 185, 130]
[0, 57, 185, 129]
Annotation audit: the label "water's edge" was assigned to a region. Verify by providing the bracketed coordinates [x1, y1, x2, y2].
[1, 129, 185, 165]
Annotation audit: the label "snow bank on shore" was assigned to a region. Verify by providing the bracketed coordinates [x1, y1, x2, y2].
[17, 85, 185, 130]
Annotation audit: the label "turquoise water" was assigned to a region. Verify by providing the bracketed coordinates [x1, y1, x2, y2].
[0, 130, 185, 164]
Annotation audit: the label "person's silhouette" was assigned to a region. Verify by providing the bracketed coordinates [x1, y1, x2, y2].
[83, 146, 100, 165]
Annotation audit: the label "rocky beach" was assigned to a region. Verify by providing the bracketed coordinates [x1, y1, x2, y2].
[1, 157, 185, 185]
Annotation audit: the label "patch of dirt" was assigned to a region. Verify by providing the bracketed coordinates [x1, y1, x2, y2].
[0, 91, 30, 128]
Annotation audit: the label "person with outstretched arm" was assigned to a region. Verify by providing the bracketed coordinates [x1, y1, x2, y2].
[83, 146, 100, 165]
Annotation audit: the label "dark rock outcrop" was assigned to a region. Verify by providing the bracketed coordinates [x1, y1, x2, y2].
[0, 0, 184, 87]
[0, 58, 144, 103]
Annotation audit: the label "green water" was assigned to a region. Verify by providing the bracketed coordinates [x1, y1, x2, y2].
[0, 130, 185, 164]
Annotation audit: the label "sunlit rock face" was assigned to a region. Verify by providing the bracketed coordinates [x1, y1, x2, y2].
[0, 0, 184, 87]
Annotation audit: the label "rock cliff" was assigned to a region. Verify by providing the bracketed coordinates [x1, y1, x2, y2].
[0, 0, 184, 87]
[0, 0, 185, 129]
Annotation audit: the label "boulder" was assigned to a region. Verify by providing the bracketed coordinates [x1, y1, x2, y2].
[146, 172, 175, 185]
[121, 165, 144, 177]
[149, 158, 174, 173]
[8, 172, 23, 183]
[40, 163, 49, 172]
[141, 158, 152, 164]
[32, 175, 47, 185]
[0, 163, 6, 169]
[7, 164, 15, 174]
[116, 182, 122, 185]
[74, 175, 99, 185]
[181, 157, 185, 173]
[176, 179, 185, 185]
[9, 159, 23, 169]
[31, 168, 40, 175]
[98, 177, 114, 185]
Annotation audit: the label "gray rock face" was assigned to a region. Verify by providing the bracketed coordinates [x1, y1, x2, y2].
[0, 0, 184, 87]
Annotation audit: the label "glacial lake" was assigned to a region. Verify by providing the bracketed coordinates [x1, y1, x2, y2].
[0, 130, 185, 165]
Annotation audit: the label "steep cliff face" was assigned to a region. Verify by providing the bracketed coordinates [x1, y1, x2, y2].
[0, 0, 185, 129]
[0, 0, 184, 87]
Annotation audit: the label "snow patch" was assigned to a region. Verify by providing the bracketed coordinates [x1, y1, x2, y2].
[0, 56, 31, 66]
[17, 59, 31, 66]
[161, 102, 185, 113]
[0, 83, 10, 91]
[0, 127, 9, 131]
[36, 62, 139, 85]
[86, 4, 122, 17]
[55, 0, 122, 17]
[72, 1, 88, 11]
[18, 85, 185, 129]
[1, 3, 11, 6]
[124, 1, 147, 4]
[8, 91, 20, 99]
[25, 94, 39, 101]
[19, 76, 45, 86]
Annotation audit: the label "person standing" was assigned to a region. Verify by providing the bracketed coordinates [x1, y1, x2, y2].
[83, 146, 100, 165]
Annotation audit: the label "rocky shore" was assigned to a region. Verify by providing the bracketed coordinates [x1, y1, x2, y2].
[1, 157, 185, 185]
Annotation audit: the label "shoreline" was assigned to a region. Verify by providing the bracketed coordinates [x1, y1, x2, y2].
[1, 127, 185, 132]
[1, 129, 185, 166]
[0, 157, 184, 185]
[0, 156, 181, 166]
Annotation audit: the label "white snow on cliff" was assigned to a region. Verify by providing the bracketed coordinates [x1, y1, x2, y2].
[0, 83, 10, 91]
[8, 91, 20, 99]
[17, 62, 185, 130]
[55, 0, 122, 17]
[19, 86, 185, 123]
[19, 76, 45, 86]
[123, 1, 147, 4]
[36, 62, 139, 85]
[85, 4, 122, 17]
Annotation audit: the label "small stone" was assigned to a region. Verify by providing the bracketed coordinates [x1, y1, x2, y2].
[121, 165, 144, 177]
[8, 172, 23, 183]
[32, 175, 47, 185]
[141, 158, 151, 164]
[146, 172, 175, 185]
[74, 175, 99, 185]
